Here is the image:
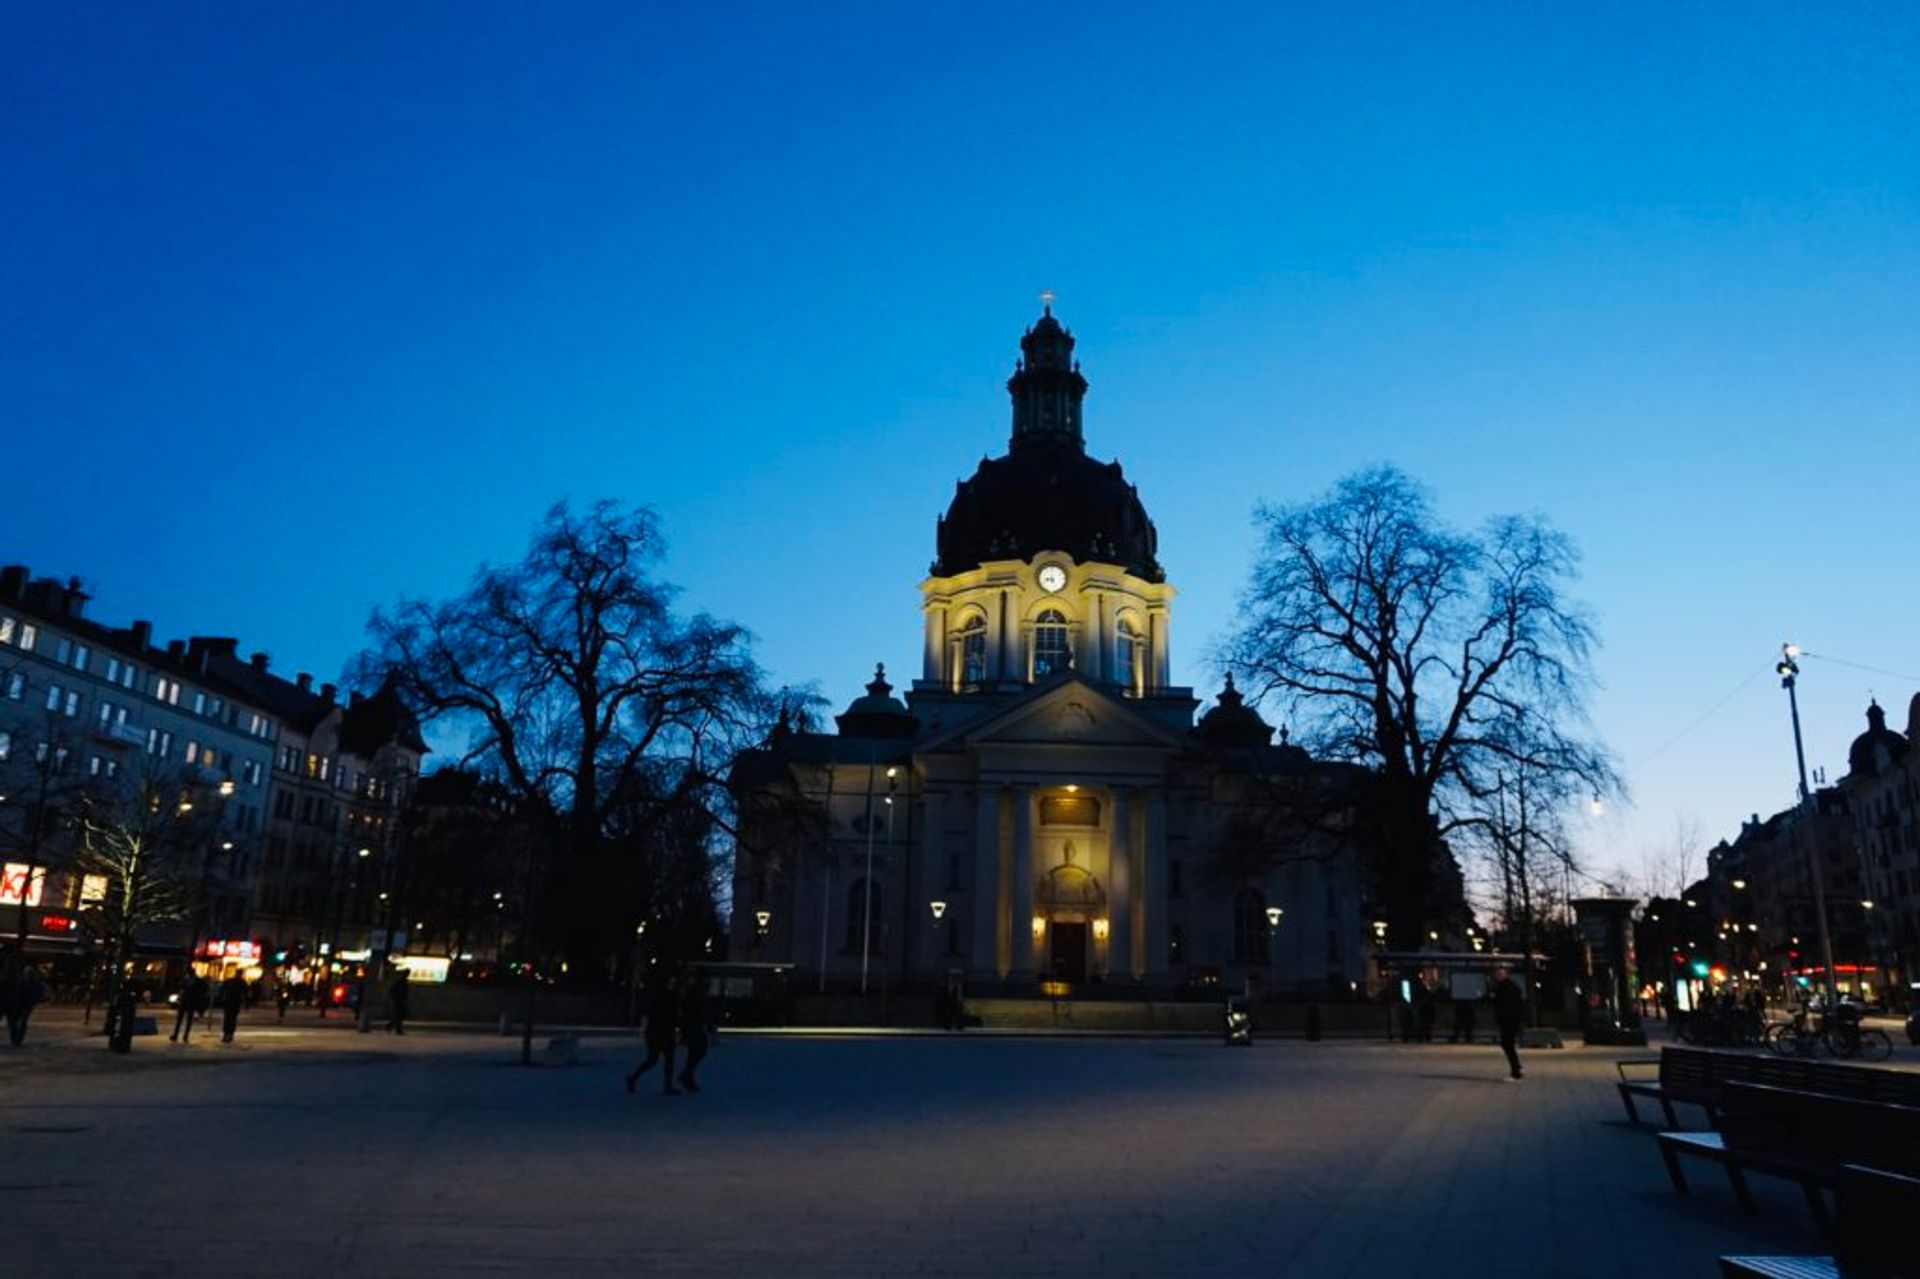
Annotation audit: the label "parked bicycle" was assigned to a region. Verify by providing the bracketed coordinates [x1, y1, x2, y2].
[1767, 1001, 1893, 1061]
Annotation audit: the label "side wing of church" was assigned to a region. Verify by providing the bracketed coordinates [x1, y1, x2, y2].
[730, 308, 1377, 997]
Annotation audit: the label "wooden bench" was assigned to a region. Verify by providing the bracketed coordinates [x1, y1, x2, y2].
[1616, 1047, 1801, 1127]
[1618, 1046, 1920, 1128]
[1719, 1162, 1920, 1278]
[1659, 1083, 1920, 1230]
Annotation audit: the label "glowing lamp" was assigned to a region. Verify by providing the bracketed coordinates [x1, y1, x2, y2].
[754, 908, 772, 929]
[1265, 906, 1283, 927]
[1092, 917, 1110, 941]
[218, 779, 236, 797]
[1731, 879, 1747, 890]
[1031, 915, 1046, 939]
[929, 900, 947, 921]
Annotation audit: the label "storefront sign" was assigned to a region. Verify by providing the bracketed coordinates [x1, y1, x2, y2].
[0, 863, 45, 907]
[199, 939, 261, 962]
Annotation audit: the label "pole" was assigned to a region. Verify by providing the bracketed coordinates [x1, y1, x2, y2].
[860, 755, 876, 994]
[1517, 773, 1539, 1029]
[1780, 650, 1839, 1007]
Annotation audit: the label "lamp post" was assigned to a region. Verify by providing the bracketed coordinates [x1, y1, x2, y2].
[860, 762, 898, 995]
[1776, 644, 1839, 1008]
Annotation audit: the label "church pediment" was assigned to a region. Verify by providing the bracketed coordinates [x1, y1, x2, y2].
[924, 677, 1184, 752]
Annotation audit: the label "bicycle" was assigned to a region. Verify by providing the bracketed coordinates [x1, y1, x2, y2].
[1767, 1005, 1894, 1061]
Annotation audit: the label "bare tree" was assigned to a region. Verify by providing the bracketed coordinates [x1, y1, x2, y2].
[357, 500, 777, 980]
[74, 772, 208, 1030]
[1221, 467, 1618, 949]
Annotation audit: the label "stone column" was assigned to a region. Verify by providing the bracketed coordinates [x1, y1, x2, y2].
[1150, 608, 1171, 690]
[1106, 787, 1133, 982]
[1085, 591, 1106, 683]
[1010, 785, 1037, 982]
[923, 604, 946, 685]
[1143, 792, 1169, 983]
[970, 787, 1000, 981]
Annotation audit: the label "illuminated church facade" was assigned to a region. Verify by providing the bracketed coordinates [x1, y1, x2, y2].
[730, 309, 1374, 995]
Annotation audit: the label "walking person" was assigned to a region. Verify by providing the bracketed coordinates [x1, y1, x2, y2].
[624, 972, 680, 1096]
[677, 972, 711, 1094]
[172, 973, 211, 1043]
[1490, 965, 1526, 1080]
[386, 970, 410, 1035]
[4, 957, 46, 1046]
[217, 972, 247, 1043]
[275, 981, 293, 1023]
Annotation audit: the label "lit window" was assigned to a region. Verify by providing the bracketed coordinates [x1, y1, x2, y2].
[45, 684, 62, 712]
[193, 692, 206, 715]
[4, 672, 21, 701]
[950, 612, 988, 689]
[0, 731, 9, 760]
[63, 690, 79, 718]
[1032, 610, 1072, 679]
[19, 624, 36, 650]
[71, 644, 89, 672]
[0, 617, 12, 644]
[1115, 615, 1144, 695]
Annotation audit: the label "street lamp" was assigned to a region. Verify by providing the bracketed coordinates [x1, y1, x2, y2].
[928, 900, 947, 922]
[1776, 642, 1839, 1006]
[1731, 879, 1748, 891]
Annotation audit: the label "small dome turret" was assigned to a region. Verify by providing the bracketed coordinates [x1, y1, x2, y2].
[1193, 674, 1274, 749]
[1847, 699, 1909, 779]
[835, 663, 917, 739]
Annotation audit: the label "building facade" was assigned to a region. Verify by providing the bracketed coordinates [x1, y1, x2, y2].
[730, 310, 1378, 996]
[0, 566, 423, 972]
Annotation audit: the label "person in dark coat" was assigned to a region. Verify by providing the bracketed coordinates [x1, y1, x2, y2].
[386, 972, 410, 1035]
[4, 958, 46, 1046]
[172, 974, 211, 1043]
[1490, 965, 1526, 1080]
[217, 973, 247, 1043]
[624, 972, 680, 1096]
[677, 974, 711, 1093]
[275, 981, 294, 1023]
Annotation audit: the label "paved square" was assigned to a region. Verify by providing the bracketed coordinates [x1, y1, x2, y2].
[1, 1016, 1840, 1277]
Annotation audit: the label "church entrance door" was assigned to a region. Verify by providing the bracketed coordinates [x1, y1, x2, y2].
[1049, 921, 1088, 982]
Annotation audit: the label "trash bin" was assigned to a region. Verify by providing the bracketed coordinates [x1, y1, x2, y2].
[109, 991, 137, 1054]
[1224, 996, 1253, 1046]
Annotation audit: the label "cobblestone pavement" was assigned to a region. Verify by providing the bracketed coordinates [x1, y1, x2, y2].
[0, 1014, 1846, 1278]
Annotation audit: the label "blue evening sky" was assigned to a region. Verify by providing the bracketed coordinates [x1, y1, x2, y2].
[6, 4, 1917, 890]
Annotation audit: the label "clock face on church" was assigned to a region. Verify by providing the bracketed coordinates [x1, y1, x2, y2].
[1038, 564, 1068, 593]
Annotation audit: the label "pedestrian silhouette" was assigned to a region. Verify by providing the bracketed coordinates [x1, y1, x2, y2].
[386, 971, 410, 1034]
[217, 973, 247, 1043]
[275, 982, 293, 1023]
[3, 955, 47, 1046]
[172, 974, 211, 1043]
[624, 972, 680, 1096]
[678, 973, 711, 1093]
[1490, 965, 1525, 1080]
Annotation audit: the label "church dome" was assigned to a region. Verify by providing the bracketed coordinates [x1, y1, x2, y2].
[1847, 699, 1909, 779]
[932, 307, 1163, 581]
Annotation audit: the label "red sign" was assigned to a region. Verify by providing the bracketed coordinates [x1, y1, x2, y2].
[199, 939, 261, 962]
[37, 913, 75, 933]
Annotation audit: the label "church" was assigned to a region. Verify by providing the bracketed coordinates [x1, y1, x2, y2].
[730, 308, 1377, 997]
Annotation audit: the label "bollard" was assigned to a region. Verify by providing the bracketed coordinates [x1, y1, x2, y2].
[1305, 1003, 1323, 1042]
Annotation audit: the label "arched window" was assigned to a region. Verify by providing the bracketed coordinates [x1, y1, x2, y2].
[1115, 614, 1144, 695]
[1233, 887, 1270, 963]
[845, 877, 884, 954]
[1032, 609, 1072, 679]
[950, 612, 987, 689]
